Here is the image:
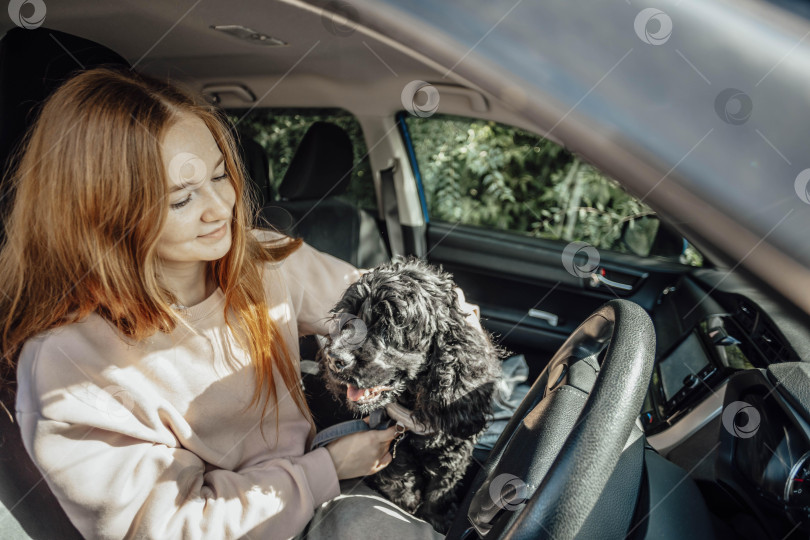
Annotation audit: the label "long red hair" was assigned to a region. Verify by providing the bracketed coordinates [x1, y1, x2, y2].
[0, 67, 311, 437]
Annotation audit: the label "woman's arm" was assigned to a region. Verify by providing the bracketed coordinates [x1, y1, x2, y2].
[15, 334, 340, 540]
[16, 409, 337, 540]
[277, 239, 364, 337]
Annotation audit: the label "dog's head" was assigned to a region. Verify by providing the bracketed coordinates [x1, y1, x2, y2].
[321, 257, 502, 437]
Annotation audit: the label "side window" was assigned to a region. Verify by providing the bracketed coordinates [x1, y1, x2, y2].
[404, 114, 703, 267]
[226, 108, 375, 211]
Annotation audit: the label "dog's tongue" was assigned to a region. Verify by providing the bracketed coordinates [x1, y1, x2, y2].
[346, 384, 365, 402]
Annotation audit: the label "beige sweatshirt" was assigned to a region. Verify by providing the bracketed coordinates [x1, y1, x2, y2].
[14, 230, 367, 539]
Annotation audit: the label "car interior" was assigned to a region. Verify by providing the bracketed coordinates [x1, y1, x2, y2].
[2, 1, 810, 539]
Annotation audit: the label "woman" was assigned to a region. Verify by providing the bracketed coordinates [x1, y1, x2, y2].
[0, 67, 445, 539]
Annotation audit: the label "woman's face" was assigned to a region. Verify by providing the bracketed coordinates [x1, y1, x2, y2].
[156, 113, 236, 268]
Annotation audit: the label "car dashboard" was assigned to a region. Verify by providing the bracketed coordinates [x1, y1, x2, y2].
[641, 272, 810, 539]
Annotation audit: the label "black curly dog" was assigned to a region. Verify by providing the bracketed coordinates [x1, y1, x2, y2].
[320, 257, 504, 533]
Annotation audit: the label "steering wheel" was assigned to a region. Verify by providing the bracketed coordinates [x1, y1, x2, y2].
[448, 299, 655, 539]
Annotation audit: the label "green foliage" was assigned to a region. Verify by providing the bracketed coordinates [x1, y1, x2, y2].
[226, 108, 376, 210]
[405, 114, 703, 267]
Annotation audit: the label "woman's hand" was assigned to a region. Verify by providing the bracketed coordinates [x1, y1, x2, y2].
[325, 419, 398, 480]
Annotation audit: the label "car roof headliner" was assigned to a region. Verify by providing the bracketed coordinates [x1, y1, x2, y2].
[6, 1, 543, 129]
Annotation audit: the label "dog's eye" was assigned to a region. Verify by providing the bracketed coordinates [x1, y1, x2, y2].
[329, 313, 368, 349]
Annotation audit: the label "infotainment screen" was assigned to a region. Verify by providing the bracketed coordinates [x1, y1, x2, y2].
[658, 331, 711, 402]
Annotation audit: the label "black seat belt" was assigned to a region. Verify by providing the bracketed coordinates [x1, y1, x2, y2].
[380, 164, 405, 257]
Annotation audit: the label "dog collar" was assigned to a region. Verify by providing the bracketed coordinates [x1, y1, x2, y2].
[309, 403, 435, 452]
[385, 402, 436, 436]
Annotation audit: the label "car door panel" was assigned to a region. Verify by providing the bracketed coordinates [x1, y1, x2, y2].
[426, 222, 690, 377]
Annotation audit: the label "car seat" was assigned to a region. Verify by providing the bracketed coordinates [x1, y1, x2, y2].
[259, 121, 390, 269]
[231, 128, 275, 209]
[0, 26, 129, 539]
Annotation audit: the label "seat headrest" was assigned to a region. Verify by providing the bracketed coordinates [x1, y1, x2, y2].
[0, 27, 129, 178]
[230, 127, 274, 208]
[278, 121, 354, 201]
[0, 27, 129, 234]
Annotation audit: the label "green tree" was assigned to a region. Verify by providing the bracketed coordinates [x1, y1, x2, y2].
[405, 114, 702, 266]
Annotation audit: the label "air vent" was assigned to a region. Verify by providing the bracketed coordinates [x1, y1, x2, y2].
[736, 300, 758, 333]
[756, 320, 796, 363]
[733, 299, 797, 364]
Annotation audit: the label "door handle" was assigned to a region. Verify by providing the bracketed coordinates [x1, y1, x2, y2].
[528, 308, 559, 327]
[591, 272, 634, 291]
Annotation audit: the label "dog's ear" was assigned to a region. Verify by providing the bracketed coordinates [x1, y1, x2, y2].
[413, 289, 501, 439]
[418, 374, 496, 439]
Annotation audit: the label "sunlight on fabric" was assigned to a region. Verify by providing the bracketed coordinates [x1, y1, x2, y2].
[372, 505, 411, 523]
[268, 302, 292, 324]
